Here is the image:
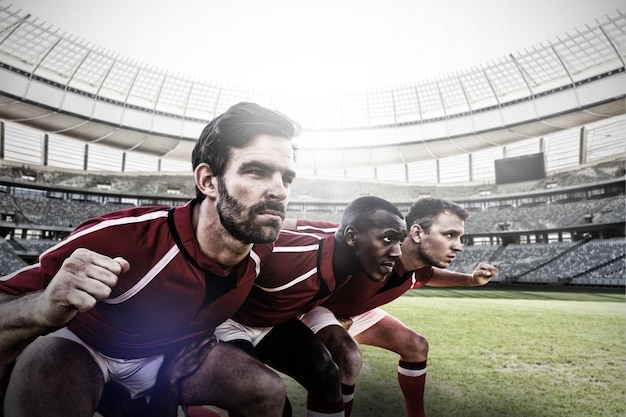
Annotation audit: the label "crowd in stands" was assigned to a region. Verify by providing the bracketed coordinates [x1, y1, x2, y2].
[0, 158, 622, 204]
[447, 237, 625, 287]
[463, 195, 625, 234]
[0, 237, 27, 275]
[0, 158, 622, 287]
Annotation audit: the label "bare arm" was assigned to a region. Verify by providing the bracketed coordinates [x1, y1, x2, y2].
[426, 262, 498, 287]
[0, 248, 129, 365]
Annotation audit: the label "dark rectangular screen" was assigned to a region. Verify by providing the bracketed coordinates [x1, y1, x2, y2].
[494, 153, 546, 184]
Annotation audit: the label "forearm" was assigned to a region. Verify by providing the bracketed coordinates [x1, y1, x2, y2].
[425, 268, 478, 287]
[0, 292, 55, 365]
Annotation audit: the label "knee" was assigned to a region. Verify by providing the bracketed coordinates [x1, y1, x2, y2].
[403, 332, 429, 362]
[253, 369, 287, 408]
[6, 338, 103, 416]
[334, 338, 362, 379]
[257, 369, 287, 398]
[310, 354, 341, 386]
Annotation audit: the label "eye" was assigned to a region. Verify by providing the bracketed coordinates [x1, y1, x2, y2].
[383, 235, 402, 244]
[283, 175, 295, 185]
[247, 168, 266, 177]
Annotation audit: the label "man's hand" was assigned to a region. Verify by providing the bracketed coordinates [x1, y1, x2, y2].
[472, 262, 499, 286]
[38, 248, 130, 328]
[161, 334, 219, 385]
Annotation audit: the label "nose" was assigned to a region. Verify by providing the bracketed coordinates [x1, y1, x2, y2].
[390, 241, 402, 258]
[452, 239, 463, 252]
[267, 172, 289, 201]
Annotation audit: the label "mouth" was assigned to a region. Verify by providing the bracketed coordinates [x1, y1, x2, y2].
[444, 256, 455, 264]
[381, 261, 395, 273]
[258, 210, 285, 222]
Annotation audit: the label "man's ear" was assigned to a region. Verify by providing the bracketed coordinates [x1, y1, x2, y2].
[343, 225, 358, 247]
[194, 163, 218, 199]
[410, 223, 422, 244]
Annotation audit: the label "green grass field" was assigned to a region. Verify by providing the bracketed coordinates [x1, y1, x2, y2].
[279, 285, 626, 417]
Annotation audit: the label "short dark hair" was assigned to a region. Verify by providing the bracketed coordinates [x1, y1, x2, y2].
[405, 197, 470, 232]
[191, 102, 300, 199]
[339, 195, 404, 232]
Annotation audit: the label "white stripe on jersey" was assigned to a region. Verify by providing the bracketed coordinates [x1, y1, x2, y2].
[254, 267, 318, 292]
[40, 210, 170, 258]
[103, 244, 179, 304]
[0, 210, 170, 283]
[279, 228, 331, 240]
[273, 244, 319, 253]
[296, 224, 339, 234]
[249, 249, 261, 276]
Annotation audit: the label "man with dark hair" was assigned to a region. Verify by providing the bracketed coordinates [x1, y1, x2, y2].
[210, 195, 407, 417]
[0, 102, 300, 417]
[299, 197, 499, 417]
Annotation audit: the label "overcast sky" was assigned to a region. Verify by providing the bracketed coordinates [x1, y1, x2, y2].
[7, 0, 625, 94]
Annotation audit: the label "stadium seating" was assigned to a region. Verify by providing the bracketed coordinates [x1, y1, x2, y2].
[0, 159, 622, 287]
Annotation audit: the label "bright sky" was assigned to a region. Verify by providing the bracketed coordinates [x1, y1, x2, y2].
[7, 0, 625, 95]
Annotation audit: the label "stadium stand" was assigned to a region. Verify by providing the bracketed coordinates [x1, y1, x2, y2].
[0, 236, 27, 274]
[0, 5, 622, 287]
[0, 159, 622, 287]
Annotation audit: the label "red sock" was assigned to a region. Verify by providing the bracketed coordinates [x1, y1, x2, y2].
[341, 383, 355, 417]
[397, 360, 427, 417]
[184, 405, 223, 417]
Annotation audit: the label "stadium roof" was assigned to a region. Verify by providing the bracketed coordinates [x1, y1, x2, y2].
[0, 2, 624, 171]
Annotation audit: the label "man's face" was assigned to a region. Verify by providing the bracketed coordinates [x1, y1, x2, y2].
[353, 210, 407, 282]
[217, 134, 296, 244]
[417, 211, 464, 268]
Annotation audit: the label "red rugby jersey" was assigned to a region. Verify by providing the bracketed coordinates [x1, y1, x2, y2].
[321, 261, 433, 318]
[290, 220, 433, 318]
[0, 200, 272, 359]
[234, 226, 345, 327]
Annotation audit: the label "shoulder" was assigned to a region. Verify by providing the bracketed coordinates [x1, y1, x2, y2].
[74, 205, 171, 232]
[284, 219, 339, 234]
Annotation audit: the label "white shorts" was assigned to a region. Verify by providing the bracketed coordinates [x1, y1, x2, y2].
[40, 328, 164, 399]
[213, 318, 274, 347]
[300, 306, 388, 337]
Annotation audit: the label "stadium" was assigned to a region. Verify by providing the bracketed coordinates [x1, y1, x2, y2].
[0, 1, 624, 417]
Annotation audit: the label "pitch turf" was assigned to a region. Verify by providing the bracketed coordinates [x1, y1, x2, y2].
[279, 285, 625, 417]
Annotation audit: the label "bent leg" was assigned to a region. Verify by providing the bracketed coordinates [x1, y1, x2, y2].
[353, 313, 428, 361]
[314, 325, 361, 416]
[5, 337, 105, 417]
[315, 325, 362, 386]
[353, 314, 428, 417]
[178, 341, 286, 417]
[257, 319, 343, 416]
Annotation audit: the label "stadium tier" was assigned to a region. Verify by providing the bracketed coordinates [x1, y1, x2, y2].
[0, 159, 622, 287]
[0, 5, 623, 287]
[0, 6, 624, 179]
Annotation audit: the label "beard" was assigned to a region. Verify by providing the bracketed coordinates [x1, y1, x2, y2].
[216, 177, 285, 244]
